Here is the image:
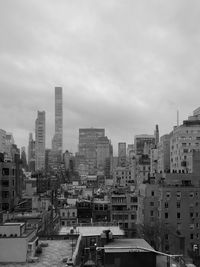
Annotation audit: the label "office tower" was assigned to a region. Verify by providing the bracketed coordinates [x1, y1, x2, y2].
[52, 87, 63, 152]
[96, 136, 112, 172]
[4, 133, 15, 161]
[118, 142, 126, 167]
[157, 134, 171, 173]
[154, 124, 159, 147]
[134, 135, 155, 156]
[21, 146, 28, 170]
[35, 111, 45, 170]
[79, 128, 105, 174]
[0, 129, 6, 153]
[170, 107, 200, 173]
[28, 133, 36, 172]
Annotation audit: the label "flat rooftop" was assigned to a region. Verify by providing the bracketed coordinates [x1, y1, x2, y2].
[104, 238, 155, 253]
[2, 240, 72, 267]
[59, 226, 124, 237]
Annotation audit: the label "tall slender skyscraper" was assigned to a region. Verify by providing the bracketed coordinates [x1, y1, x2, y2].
[28, 133, 36, 172]
[52, 87, 63, 152]
[35, 111, 45, 170]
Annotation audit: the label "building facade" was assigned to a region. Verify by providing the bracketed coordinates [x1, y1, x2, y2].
[78, 128, 105, 175]
[118, 142, 126, 167]
[134, 135, 155, 156]
[170, 109, 200, 173]
[52, 86, 63, 153]
[35, 111, 45, 170]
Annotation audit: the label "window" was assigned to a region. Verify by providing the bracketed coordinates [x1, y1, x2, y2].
[165, 234, 168, 240]
[150, 202, 154, 207]
[190, 233, 194, 240]
[150, 210, 154, 217]
[2, 191, 9, 198]
[165, 202, 168, 208]
[190, 192, 194, 198]
[62, 212, 65, 217]
[177, 212, 181, 219]
[190, 212, 194, 218]
[151, 191, 155, 196]
[176, 192, 181, 199]
[1, 180, 9, 187]
[166, 192, 171, 199]
[2, 168, 9, 176]
[177, 202, 180, 208]
[165, 212, 168, 219]
[190, 224, 194, 229]
[131, 214, 136, 220]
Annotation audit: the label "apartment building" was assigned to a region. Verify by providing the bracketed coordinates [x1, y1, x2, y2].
[170, 108, 200, 173]
[110, 189, 138, 237]
[113, 165, 135, 187]
[60, 205, 77, 226]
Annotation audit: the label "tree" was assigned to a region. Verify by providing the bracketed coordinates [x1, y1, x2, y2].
[137, 220, 177, 252]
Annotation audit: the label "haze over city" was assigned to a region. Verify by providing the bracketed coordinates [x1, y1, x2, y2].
[1, 0, 200, 152]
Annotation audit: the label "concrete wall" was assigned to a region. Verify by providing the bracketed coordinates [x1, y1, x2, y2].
[0, 238, 27, 262]
[0, 224, 22, 236]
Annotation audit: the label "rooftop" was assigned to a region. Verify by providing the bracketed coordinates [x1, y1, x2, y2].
[103, 238, 155, 253]
[59, 225, 124, 237]
[1, 240, 72, 267]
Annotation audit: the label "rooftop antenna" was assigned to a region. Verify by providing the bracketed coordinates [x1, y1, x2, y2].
[177, 110, 179, 127]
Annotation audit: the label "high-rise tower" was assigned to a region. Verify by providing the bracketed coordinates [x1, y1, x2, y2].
[28, 133, 35, 172]
[79, 128, 105, 174]
[52, 87, 63, 152]
[154, 124, 159, 147]
[35, 111, 45, 170]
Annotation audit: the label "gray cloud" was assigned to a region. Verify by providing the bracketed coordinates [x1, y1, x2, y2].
[0, 0, 200, 153]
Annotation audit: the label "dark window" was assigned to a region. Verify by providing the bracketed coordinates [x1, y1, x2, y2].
[2, 168, 9, 176]
[177, 212, 181, 219]
[150, 202, 154, 206]
[131, 214, 136, 220]
[165, 202, 168, 208]
[2, 191, 9, 198]
[177, 202, 180, 208]
[2, 203, 9, 210]
[151, 191, 155, 196]
[165, 212, 168, 219]
[1, 180, 9, 187]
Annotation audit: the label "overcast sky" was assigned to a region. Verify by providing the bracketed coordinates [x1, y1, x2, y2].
[1, 0, 200, 154]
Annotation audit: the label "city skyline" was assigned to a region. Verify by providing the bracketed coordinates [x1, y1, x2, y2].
[1, 1, 200, 153]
